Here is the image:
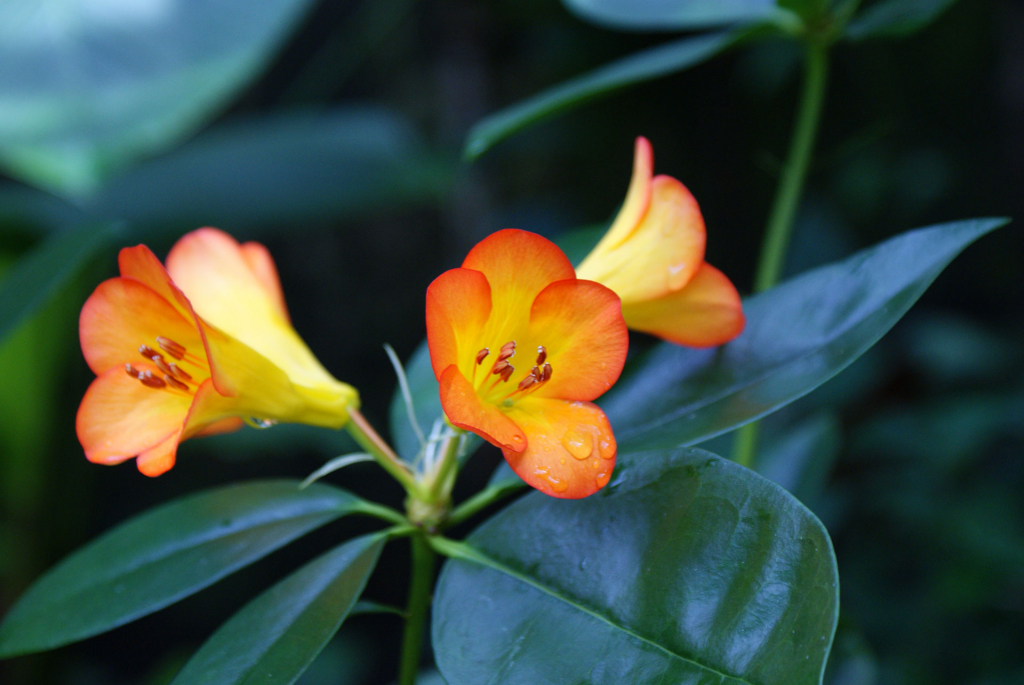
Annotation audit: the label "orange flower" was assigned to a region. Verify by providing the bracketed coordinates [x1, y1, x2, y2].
[576, 137, 745, 346]
[77, 228, 358, 477]
[426, 229, 628, 499]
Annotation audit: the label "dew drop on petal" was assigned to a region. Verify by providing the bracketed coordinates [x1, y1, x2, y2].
[562, 429, 593, 460]
[547, 473, 568, 493]
[596, 470, 611, 488]
[598, 439, 615, 460]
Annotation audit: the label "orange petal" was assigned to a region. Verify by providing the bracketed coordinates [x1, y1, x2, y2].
[462, 229, 575, 327]
[577, 175, 706, 304]
[167, 228, 341, 392]
[425, 267, 492, 380]
[118, 244, 194, 316]
[193, 417, 245, 438]
[438, 365, 525, 452]
[240, 241, 291, 324]
[588, 136, 653, 252]
[528, 279, 628, 402]
[502, 398, 616, 499]
[79, 277, 206, 376]
[76, 366, 192, 467]
[136, 432, 181, 477]
[622, 262, 745, 347]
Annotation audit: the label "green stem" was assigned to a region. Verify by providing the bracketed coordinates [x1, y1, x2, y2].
[345, 409, 419, 495]
[733, 42, 830, 468]
[398, 533, 436, 685]
[428, 430, 463, 502]
[446, 483, 523, 528]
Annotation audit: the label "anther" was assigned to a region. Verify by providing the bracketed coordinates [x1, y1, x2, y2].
[168, 362, 192, 381]
[125, 363, 140, 377]
[491, 360, 511, 376]
[139, 344, 160, 360]
[163, 374, 189, 391]
[536, 346, 547, 365]
[518, 372, 538, 391]
[497, 341, 516, 362]
[540, 362, 552, 382]
[138, 370, 167, 388]
[153, 357, 175, 377]
[476, 348, 490, 365]
[156, 336, 186, 360]
[499, 363, 515, 382]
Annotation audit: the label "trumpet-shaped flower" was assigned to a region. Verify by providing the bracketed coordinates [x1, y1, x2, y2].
[576, 137, 745, 347]
[426, 229, 628, 499]
[77, 228, 358, 476]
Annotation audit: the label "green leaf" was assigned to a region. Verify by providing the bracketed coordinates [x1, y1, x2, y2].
[349, 600, 407, 618]
[755, 413, 841, 507]
[171, 534, 384, 685]
[561, 0, 785, 31]
[92, 108, 451, 237]
[602, 218, 1008, 452]
[432, 448, 838, 685]
[465, 31, 740, 159]
[0, 0, 320, 197]
[846, 0, 959, 40]
[0, 480, 373, 658]
[0, 222, 119, 345]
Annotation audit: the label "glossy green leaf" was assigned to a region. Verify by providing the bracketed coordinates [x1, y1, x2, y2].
[433, 448, 838, 685]
[92, 108, 451, 237]
[171, 534, 384, 685]
[602, 218, 1008, 452]
[465, 31, 740, 159]
[561, 0, 785, 31]
[0, 222, 119, 345]
[0, 480, 373, 658]
[846, 0, 959, 40]
[0, 0, 319, 196]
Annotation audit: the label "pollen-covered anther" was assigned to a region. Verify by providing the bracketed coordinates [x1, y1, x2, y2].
[138, 370, 167, 389]
[518, 371, 538, 391]
[168, 362, 192, 381]
[125, 363, 140, 377]
[163, 374, 189, 391]
[156, 336, 186, 360]
[536, 346, 547, 365]
[475, 348, 490, 365]
[497, 340, 516, 362]
[153, 357, 175, 377]
[491, 360, 511, 376]
[499, 363, 515, 382]
[138, 344, 159, 360]
[540, 362, 552, 382]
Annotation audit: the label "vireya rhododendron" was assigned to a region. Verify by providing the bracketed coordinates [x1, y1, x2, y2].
[76, 228, 359, 476]
[577, 136, 745, 347]
[426, 229, 628, 499]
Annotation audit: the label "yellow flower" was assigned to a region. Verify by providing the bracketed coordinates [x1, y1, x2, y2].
[577, 137, 745, 346]
[77, 228, 358, 476]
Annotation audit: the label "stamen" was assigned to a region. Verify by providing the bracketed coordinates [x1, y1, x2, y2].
[125, 363, 140, 377]
[499, 364, 515, 382]
[168, 362, 192, 381]
[163, 374, 189, 391]
[139, 345, 160, 360]
[518, 372, 538, 391]
[153, 357, 175, 377]
[491, 360, 512, 377]
[536, 346, 547, 365]
[138, 370, 167, 389]
[156, 336, 186, 360]
[498, 341, 516, 361]
[475, 348, 490, 365]
[540, 362, 552, 382]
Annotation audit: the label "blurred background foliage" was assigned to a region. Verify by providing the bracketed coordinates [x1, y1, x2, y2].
[0, 0, 1021, 683]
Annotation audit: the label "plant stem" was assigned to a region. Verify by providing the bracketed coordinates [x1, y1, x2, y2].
[428, 430, 463, 502]
[345, 409, 419, 495]
[733, 41, 830, 468]
[446, 483, 523, 528]
[398, 533, 436, 685]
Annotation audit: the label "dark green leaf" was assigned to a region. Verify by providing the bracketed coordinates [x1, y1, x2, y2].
[602, 218, 1008, 452]
[0, 480, 373, 657]
[349, 600, 407, 618]
[0, 0, 320, 196]
[755, 413, 841, 507]
[433, 448, 838, 685]
[561, 0, 784, 31]
[171, 534, 384, 685]
[92, 108, 451, 237]
[465, 32, 740, 159]
[0, 222, 119, 345]
[846, 0, 959, 40]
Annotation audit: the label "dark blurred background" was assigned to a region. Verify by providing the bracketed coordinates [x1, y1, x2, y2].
[0, 0, 1021, 683]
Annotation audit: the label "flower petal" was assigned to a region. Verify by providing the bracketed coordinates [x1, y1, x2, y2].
[136, 432, 181, 477]
[622, 262, 745, 347]
[240, 241, 291, 324]
[577, 175, 706, 304]
[166, 228, 340, 391]
[588, 136, 653, 252]
[528, 279, 628, 401]
[503, 398, 616, 499]
[426, 267, 492, 380]
[118, 244, 194, 316]
[462, 229, 575, 330]
[438, 365, 525, 452]
[79, 277, 206, 376]
[76, 366, 192, 467]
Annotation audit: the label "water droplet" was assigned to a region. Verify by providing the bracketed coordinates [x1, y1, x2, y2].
[596, 470, 611, 488]
[562, 429, 593, 460]
[246, 417, 277, 429]
[598, 439, 615, 460]
[668, 262, 688, 289]
[512, 434, 523, 443]
[547, 473, 568, 493]
[591, 459, 601, 470]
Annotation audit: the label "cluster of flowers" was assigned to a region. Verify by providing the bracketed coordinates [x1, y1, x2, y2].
[78, 138, 744, 498]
